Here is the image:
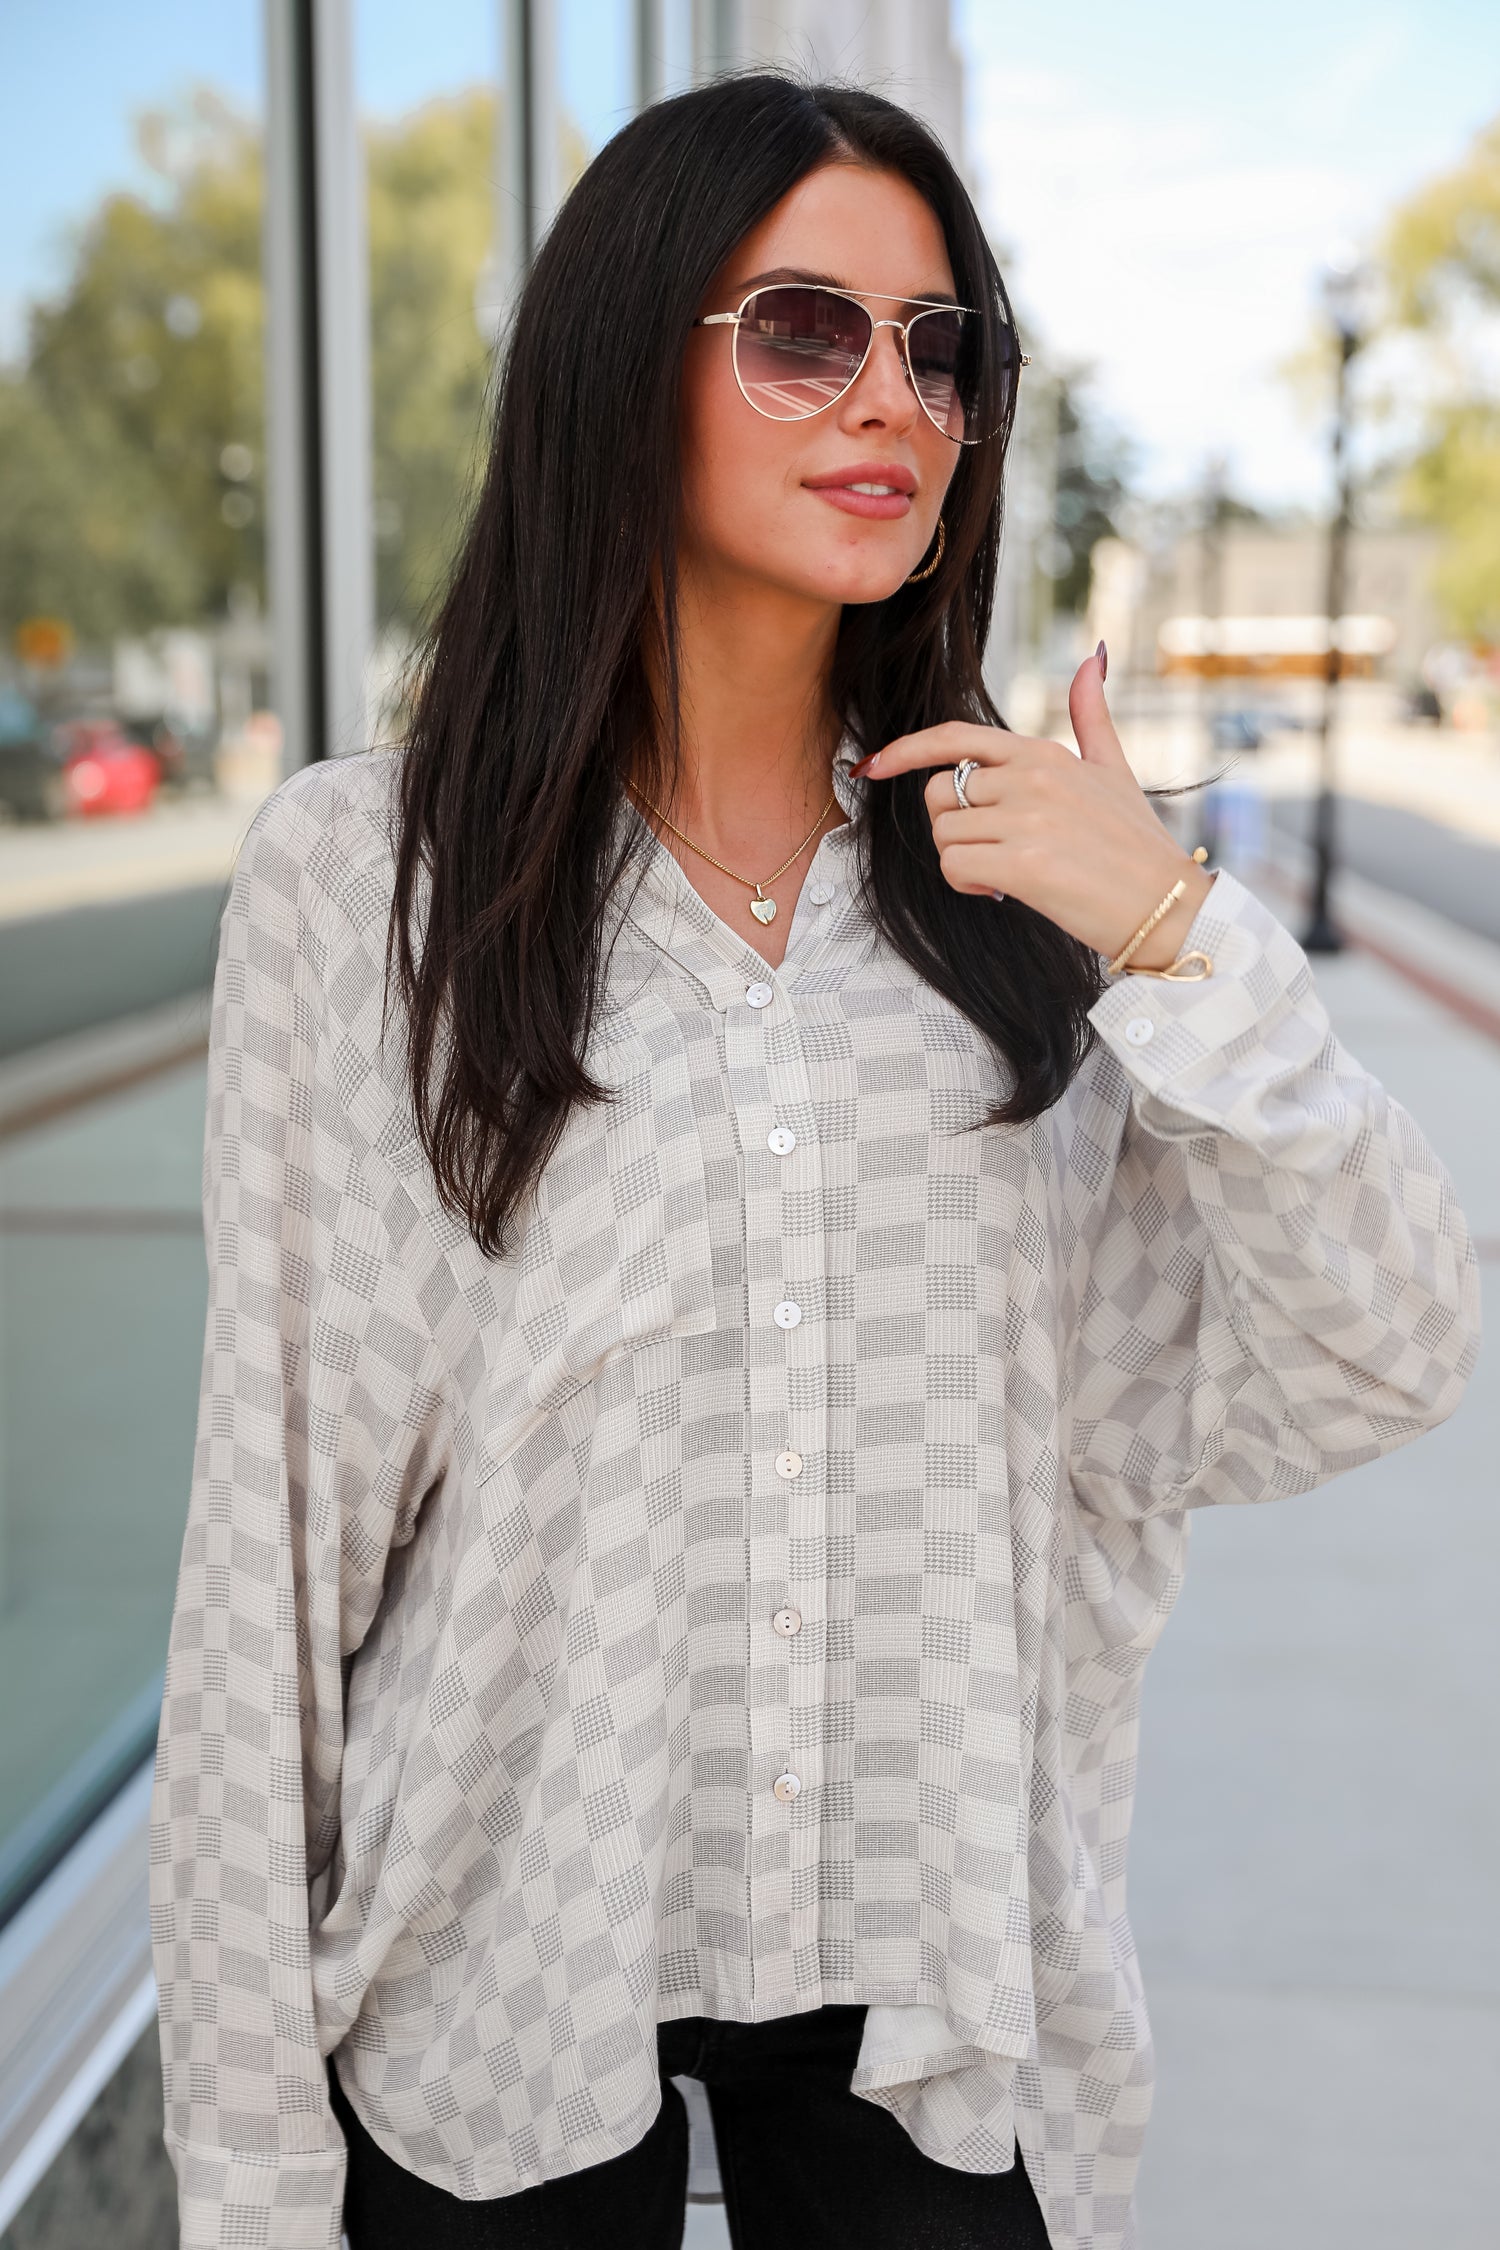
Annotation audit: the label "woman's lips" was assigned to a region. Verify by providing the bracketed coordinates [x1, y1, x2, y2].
[806, 484, 913, 519]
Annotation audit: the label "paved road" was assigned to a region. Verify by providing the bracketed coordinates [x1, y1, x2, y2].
[1272, 792, 1500, 951]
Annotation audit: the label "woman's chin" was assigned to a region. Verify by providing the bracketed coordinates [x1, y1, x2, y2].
[787, 556, 920, 607]
[840, 563, 926, 606]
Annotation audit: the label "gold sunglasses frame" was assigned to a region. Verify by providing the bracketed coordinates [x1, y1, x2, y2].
[691, 283, 1030, 445]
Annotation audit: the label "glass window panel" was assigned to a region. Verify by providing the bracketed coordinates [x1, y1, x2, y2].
[355, 0, 501, 724]
[658, 0, 695, 97]
[0, 1, 270, 1920]
[558, 0, 637, 194]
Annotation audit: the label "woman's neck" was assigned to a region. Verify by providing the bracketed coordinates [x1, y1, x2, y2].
[642, 561, 845, 847]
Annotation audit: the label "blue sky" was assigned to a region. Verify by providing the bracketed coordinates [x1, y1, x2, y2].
[2, 0, 1495, 504]
[957, 0, 1498, 503]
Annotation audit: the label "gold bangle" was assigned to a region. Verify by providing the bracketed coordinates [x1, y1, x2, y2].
[1105, 848, 1211, 978]
[1119, 948, 1214, 981]
[1107, 879, 1186, 975]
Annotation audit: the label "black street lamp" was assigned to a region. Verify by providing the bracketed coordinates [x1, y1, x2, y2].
[1302, 253, 1374, 954]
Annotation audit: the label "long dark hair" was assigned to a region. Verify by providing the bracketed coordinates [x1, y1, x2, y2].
[387, 69, 1102, 1260]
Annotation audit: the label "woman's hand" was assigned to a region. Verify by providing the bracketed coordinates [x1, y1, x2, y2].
[849, 644, 1215, 969]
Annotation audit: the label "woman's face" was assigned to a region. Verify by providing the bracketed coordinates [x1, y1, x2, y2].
[678, 162, 965, 608]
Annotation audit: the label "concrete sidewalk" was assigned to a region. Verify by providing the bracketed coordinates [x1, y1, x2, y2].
[1128, 879, 1498, 2250]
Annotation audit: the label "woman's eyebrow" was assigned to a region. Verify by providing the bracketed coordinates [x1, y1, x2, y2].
[729, 264, 961, 305]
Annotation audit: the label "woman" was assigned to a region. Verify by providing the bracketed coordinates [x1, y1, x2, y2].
[151, 70, 1479, 2250]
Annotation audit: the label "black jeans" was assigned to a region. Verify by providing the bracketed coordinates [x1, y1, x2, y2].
[333, 2005, 1051, 2250]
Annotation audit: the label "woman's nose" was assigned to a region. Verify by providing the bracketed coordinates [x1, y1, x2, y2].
[844, 320, 919, 424]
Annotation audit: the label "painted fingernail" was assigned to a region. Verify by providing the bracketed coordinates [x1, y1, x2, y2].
[850, 751, 882, 777]
[1096, 639, 1108, 681]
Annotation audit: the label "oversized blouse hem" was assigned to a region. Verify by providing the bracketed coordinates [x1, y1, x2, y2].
[651, 1977, 984, 2028]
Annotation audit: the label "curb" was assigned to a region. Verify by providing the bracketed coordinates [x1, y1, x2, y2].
[1253, 849, 1500, 1050]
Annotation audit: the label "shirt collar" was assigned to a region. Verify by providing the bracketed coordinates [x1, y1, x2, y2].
[613, 727, 867, 1005]
[831, 723, 865, 823]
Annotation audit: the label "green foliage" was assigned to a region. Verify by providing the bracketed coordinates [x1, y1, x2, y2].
[0, 86, 265, 645]
[1384, 117, 1500, 326]
[0, 82, 499, 654]
[1381, 116, 1500, 640]
[0, 358, 202, 639]
[365, 91, 496, 629]
[1401, 402, 1500, 640]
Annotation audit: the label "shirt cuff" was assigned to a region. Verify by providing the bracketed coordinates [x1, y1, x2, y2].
[1086, 868, 1327, 1141]
[169, 2140, 347, 2250]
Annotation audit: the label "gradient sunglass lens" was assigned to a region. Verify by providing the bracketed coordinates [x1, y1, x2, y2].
[906, 307, 1013, 443]
[906, 306, 969, 440]
[733, 286, 874, 419]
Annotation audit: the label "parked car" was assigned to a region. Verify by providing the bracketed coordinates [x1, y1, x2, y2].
[1210, 708, 1265, 753]
[118, 713, 220, 792]
[0, 688, 69, 821]
[55, 718, 161, 816]
[1401, 682, 1443, 724]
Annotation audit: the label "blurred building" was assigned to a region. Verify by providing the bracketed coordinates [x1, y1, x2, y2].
[1088, 523, 1447, 689]
[0, 6, 977, 2247]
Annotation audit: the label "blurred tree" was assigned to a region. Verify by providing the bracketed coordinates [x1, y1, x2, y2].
[0, 85, 264, 646]
[365, 90, 494, 629]
[0, 357, 203, 642]
[0, 83, 499, 654]
[1381, 115, 1500, 640]
[1047, 368, 1133, 614]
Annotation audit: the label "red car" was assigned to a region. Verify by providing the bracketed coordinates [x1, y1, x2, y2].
[55, 719, 161, 816]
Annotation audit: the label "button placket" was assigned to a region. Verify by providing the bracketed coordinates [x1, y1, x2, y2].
[786, 828, 845, 954]
[729, 978, 827, 1976]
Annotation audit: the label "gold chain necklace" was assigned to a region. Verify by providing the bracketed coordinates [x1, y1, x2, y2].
[629, 780, 839, 927]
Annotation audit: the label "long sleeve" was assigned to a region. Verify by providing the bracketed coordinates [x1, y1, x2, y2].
[1067, 869, 1481, 1522]
[149, 778, 456, 2248]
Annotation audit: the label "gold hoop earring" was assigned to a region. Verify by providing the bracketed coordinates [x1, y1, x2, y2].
[906, 515, 946, 583]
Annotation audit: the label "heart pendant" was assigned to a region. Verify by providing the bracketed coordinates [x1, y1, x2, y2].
[749, 895, 777, 926]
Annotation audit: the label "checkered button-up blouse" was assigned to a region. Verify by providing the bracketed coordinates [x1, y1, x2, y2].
[151, 744, 1479, 2250]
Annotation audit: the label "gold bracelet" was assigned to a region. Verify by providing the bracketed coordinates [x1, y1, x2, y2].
[1107, 879, 1186, 975]
[1105, 848, 1211, 978]
[1118, 949, 1214, 981]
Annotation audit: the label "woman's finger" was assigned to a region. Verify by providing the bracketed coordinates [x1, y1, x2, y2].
[922, 759, 1013, 819]
[849, 720, 1029, 784]
[930, 812, 1010, 856]
[1067, 644, 1129, 771]
[935, 841, 1020, 897]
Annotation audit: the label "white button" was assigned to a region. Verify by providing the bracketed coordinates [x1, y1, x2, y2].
[746, 981, 773, 1009]
[773, 1299, 802, 1330]
[775, 1448, 804, 1480]
[772, 1769, 802, 1802]
[767, 1125, 796, 1156]
[808, 881, 834, 906]
[1124, 1016, 1155, 1047]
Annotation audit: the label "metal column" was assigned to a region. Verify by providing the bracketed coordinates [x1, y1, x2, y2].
[263, 0, 375, 772]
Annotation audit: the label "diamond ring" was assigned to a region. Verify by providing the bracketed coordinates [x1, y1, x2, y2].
[953, 757, 980, 810]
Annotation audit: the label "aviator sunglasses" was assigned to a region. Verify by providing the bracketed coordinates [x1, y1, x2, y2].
[691, 281, 1028, 445]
